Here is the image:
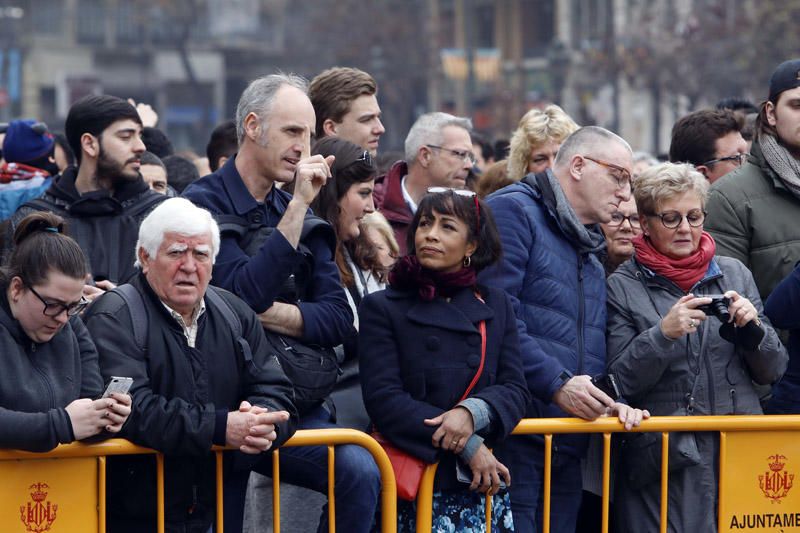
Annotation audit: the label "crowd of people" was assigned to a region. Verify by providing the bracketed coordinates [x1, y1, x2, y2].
[1, 56, 800, 533]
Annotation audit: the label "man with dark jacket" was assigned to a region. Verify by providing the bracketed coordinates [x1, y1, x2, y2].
[373, 111, 473, 254]
[85, 197, 297, 533]
[4, 95, 165, 288]
[183, 73, 380, 533]
[479, 126, 646, 533]
[706, 58, 800, 301]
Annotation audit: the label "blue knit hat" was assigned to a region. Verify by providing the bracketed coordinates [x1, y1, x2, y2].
[3, 119, 54, 163]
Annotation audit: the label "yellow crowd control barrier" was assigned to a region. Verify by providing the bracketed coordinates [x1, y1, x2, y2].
[414, 415, 800, 533]
[0, 428, 397, 533]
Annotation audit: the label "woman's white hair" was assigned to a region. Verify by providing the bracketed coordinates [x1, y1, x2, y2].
[134, 197, 220, 267]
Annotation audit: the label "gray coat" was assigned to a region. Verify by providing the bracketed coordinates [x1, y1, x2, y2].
[606, 255, 787, 533]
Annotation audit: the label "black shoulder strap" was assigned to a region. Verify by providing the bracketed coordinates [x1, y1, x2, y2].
[122, 191, 166, 218]
[205, 286, 257, 374]
[216, 214, 251, 238]
[114, 284, 148, 353]
[23, 196, 68, 215]
[300, 213, 336, 254]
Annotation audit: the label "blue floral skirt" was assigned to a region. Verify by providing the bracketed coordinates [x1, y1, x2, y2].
[395, 489, 514, 532]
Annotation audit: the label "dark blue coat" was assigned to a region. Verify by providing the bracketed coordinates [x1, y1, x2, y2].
[358, 284, 529, 490]
[479, 178, 607, 457]
[182, 157, 352, 347]
[765, 263, 800, 413]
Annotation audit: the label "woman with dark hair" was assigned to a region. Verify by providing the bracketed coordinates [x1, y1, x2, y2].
[0, 211, 131, 452]
[310, 136, 377, 431]
[359, 189, 530, 531]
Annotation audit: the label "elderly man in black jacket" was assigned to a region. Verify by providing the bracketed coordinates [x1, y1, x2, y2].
[84, 197, 297, 533]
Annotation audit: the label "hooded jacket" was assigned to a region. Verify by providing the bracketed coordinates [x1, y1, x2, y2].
[0, 293, 103, 452]
[373, 160, 413, 255]
[5, 167, 165, 284]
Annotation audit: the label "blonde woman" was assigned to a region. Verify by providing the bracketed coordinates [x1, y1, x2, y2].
[507, 104, 579, 181]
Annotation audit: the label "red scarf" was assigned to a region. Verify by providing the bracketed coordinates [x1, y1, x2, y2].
[388, 255, 476, 301]
[632, 232, 716, 292]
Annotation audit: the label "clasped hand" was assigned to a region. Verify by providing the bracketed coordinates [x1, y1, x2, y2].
[226, 401, 290, 454]
[424, 406, 474, 454]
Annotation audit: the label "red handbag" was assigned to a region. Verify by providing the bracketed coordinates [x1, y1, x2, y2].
[373, 316, 488, 501]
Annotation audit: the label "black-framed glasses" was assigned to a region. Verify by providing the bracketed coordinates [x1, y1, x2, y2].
[582, 155, 632, 190]
[426, 186, 480, 234]
[701, 153, 747, 167]
[27, 284, 89, 317]
[607, 212, 641, 228]
[648, 209, 706, 229]
[426, 145, 478, 166]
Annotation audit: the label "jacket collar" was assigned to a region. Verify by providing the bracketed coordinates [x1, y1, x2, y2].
[386, 284, 494, 334]
[634, 256, 724, 292]
[375, 161, 413, 224]
[218, 155, 290, 217]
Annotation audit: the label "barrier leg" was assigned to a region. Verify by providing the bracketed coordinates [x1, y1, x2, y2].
[416, 463, 439, 532]
[273, 450, 281, 533]
[543, 434, 552, 533]
[99, 456, 106, 533]
[659, 433, 669, 533]
[718, 431, 726, 531]
[216, 451, 224, 533]
[601, 432, 611, 533]
[328, 446, 336, 533]
[157, 453, 165, 533]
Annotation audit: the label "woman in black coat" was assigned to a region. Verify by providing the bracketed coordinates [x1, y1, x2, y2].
[359, 188, 530, 532]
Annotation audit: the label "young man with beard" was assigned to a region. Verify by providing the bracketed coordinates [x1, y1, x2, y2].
[4, 95, 165, 291]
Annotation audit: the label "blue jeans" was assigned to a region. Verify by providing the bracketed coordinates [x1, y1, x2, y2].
[224, 404, 381, 533]
[497, 436, 583, 533]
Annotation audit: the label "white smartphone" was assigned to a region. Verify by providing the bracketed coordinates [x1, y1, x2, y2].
[102, 376, 133, 398]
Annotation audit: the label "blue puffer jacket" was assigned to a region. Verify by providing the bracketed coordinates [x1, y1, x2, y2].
[765, 263, 800, 414]
[479, 176, 607, 456]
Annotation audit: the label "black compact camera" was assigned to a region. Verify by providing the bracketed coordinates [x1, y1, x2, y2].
[592, 373, 621, 401]
[697, 295, 731, 322]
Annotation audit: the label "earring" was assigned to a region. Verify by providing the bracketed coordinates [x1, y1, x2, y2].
[463, 255, 471, 268]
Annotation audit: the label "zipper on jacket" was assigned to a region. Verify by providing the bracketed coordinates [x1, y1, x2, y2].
[703, 345, 716, 414]
[30, 343, 56, 409]
[730, 389, 737, 414]
[577, 253, 585, 375]
[188, 484, 198, 515]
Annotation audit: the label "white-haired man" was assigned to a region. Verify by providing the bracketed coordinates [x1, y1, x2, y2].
[374, 111, 474, 254]
[85, 197, 297, 533]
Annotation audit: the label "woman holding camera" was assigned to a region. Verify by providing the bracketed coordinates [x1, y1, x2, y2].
[359, 189, 529, 531]
[606, 162, 787, 532]
[0, 212, 131, 452]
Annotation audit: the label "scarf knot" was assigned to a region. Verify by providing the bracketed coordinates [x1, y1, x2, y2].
[632, 232, 716, 292]
[388, 255, 476, 301]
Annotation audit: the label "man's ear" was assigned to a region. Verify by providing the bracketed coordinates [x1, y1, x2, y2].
[81, 133, 99, 159]
[137, 247, 151, 274]
[322, 119, 338, 137]
[696, 164, 710, 178]
[765, 101, 778, 127]
[243, 112, 262, 142]
[569, 154, 584, 181]
[418, 146, 433, 169]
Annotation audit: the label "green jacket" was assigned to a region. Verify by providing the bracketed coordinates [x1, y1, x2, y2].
[705, 137, 800, 300]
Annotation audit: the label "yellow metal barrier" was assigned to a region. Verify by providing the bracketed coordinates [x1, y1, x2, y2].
[414, 415, 800, 533]
[0, 429, 396, 533]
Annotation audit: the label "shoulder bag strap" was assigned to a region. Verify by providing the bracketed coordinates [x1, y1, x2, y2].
[458, 292, 488, 403]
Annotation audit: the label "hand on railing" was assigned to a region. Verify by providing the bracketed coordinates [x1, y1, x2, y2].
[424, 406, 474, 454]
[226, 401, 290, 454]
[553, 375, 615, 420]
[465, 444, 511, 495]
[607, 402, 650, 430]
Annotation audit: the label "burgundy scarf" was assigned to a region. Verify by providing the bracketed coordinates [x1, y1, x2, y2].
[388, 255, 476, 301]
[632, 232, 716, 292]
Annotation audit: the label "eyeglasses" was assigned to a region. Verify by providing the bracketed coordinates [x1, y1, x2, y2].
[648, 209, 706, 229]
[701, 153, 747, 167]
[27, 284, 89, 317]
[607, 212, 641, 228]
[582, 156, 632, 190]
[355, 150, 374, 166]
[426, 186, 480, 235]
[426, 145, 478, 166]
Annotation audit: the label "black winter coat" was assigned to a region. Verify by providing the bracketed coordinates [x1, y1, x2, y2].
[359, 284, 529, 490]
[83, 274, 298, 526]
